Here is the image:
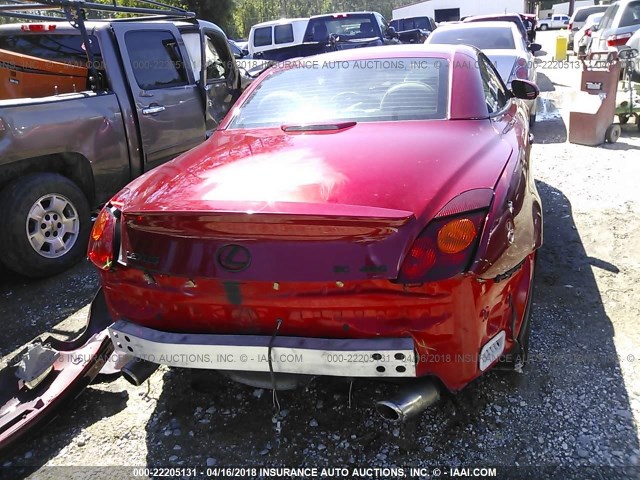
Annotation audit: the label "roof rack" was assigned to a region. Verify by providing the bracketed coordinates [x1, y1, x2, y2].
[0, 0, 196, 22]
[0, 1, 197, 92]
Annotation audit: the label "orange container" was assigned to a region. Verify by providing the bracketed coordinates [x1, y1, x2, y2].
[0, 48, 88, 99]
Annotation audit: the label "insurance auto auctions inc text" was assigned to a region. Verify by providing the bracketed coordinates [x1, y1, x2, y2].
[211, 466, 498, 478]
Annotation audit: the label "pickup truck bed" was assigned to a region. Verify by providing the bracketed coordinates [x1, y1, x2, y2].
[0, 48, 88, 98]
[0, 11, 246, 278]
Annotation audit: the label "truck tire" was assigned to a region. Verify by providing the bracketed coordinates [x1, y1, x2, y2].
[0, 173, 90, 278]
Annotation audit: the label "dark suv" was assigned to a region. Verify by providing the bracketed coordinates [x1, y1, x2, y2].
[389, 16, 437, 43]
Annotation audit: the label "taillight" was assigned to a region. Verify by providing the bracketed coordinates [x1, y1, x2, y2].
[397, 189, 492, 283]
[509, 58, 529, 83]
[568, 23, 573, 31]
[20, 24, 56, 32]
[585, 28, 591, 37]
[88, 205, 118, 270]
[607, 32, 632, 47]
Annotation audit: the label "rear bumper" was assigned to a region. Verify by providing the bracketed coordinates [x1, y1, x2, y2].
[108, 320, 417, 378]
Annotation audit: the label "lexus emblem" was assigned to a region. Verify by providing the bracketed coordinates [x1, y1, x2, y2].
[217, 244, 251, 272]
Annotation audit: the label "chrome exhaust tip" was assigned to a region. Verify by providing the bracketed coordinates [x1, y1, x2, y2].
[375, 379, 440, 422]
[121, 358, 159, 386]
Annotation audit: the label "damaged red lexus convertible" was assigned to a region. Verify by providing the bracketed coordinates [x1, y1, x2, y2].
[93, 44, 541, 421]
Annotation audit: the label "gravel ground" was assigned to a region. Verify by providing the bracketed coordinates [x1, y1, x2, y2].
[0, 32, 639, 479]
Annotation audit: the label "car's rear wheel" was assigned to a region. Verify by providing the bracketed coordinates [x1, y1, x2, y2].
[540, 24, 548, 31]
[0, 173, 90, 278]
[499, 253, 537, 370]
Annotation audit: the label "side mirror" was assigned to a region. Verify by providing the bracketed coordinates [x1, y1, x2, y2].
[242, 48, 249, 56]
[233, 52, 242, 59]
[511, 79, 539, 100]
[387, 26, 398, 38]
[529, 42, 542, 53]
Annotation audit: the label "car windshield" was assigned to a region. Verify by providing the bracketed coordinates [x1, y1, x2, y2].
[304, 14, 379, 41]
[227, 57, 449, 129]
[429, 27, 516, 50]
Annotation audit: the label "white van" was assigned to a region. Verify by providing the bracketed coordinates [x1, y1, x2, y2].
[248, 18, 308, 58]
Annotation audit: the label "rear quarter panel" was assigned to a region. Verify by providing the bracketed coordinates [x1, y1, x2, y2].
[0, 93, 130, 205]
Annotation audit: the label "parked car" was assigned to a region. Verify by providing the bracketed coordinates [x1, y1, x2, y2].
[567, 5, 609, 48]
[573, 12, 605, 55]
[0, 6, 245, 278]
[625, 28, 640, 80]
[426, 22, 541, 123]
[249, 12, 398, 62]
[537, 14, 570, 30]
[463, 13, 530, 43]
[589, 0, 640, 52]
[389, 16, 437, 43]
[247, 17, 309, 60]
[81, 44, 542, 423]
[228, 38, 249, 58]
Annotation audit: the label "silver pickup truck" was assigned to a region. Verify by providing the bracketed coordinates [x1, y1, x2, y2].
[0, 1, 247, 278]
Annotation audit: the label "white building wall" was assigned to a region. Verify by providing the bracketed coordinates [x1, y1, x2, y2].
[392, 0, 527, 21]
[551, 0, 594, 15]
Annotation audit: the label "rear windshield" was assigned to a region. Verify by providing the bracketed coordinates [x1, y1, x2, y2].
[620, 1, 640, 28]
[399, 17, 433, 31]
[0, 33, 102, 68]
[599, 4, 619, 30]
[429, 27, 516, 50]
[573, 6, 608, 22]
[304, 14, 380, 42]
[227, 57, 449, 129]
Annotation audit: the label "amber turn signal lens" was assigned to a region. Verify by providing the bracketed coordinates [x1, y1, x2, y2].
[91, 208, 111, 241]
[437, 218, 476, 254]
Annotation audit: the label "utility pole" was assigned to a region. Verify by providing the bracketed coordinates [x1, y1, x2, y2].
[568, 0, 575, 16]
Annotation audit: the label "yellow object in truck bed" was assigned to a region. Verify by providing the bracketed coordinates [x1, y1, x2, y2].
[0, 48, 88, 99]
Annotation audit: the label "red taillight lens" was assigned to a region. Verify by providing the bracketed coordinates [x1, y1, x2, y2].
[88, 206, 117, 270]
[397, 211, 487, 283]
[400, 236, 437, 281]
[607, 32, 632, 47]
[515, 66, 529, 79]
[510, 58, 529, 81]
[585, 28, 591, 37]
[568, 23, 573, 31]
[397, 189, 492, 284]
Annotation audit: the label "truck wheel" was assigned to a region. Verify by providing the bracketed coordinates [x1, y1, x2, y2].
[540, 24, 548, 31]
[0, 173, 90, 278]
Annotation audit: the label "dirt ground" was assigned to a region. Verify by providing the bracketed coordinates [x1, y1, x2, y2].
[1, 31, 640, 479]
